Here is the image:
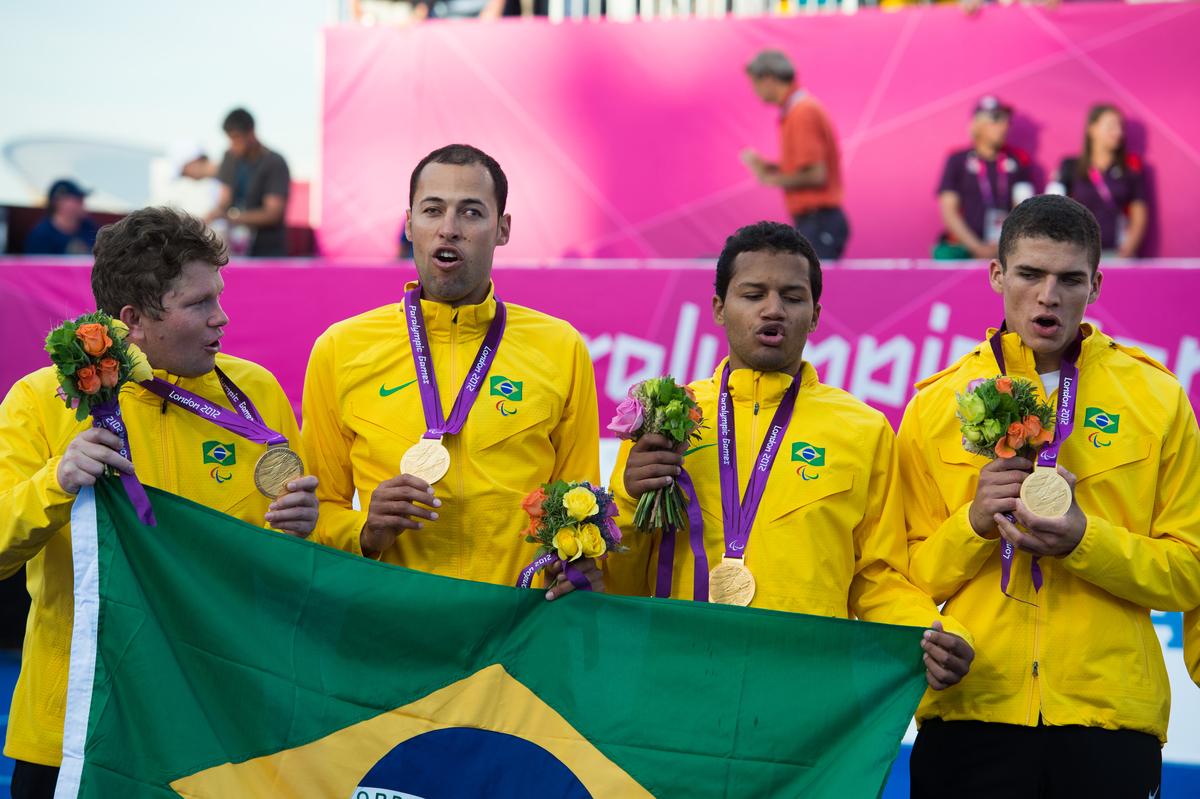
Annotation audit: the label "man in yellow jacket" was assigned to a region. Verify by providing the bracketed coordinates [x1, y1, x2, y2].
[607, 221, 975, 692]
[302, 144, 600, 595]
[0, 207, 320, 798]
[899, 195, 1200, 798]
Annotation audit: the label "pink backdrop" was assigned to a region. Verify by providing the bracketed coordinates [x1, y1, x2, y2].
[3, 258, 1197, 429]
[320, 3, 1200, 260]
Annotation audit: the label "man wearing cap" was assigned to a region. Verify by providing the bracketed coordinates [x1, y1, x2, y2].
[204, 107, 290, 257]
[23, 179, 99, 256]
[933, 97, 1035, 260]
[740, 50, 849, 260]
[302, 143, 602, 598]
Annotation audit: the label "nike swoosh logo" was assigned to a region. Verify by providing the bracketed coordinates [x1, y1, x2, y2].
[685, 443, 715, 457]
[379, 379, 418, 397]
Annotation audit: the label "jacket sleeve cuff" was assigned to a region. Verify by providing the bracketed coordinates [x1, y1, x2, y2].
[1059, 514, 1104, 575]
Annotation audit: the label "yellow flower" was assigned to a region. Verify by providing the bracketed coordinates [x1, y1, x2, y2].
[579, 523, 607, 558]
[562, 485, 599, 521]
[552, 527, 583, 562]
[957, 393, 986, 424]
[110, 319, 130, 341]
[126, 343, 154, 383]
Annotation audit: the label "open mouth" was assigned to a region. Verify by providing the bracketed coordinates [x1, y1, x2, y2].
[203, 337, 222, 354]
[1031, 314, 1061, 338]
[433, 246, 464, 269]
[754, 323, 785, 347]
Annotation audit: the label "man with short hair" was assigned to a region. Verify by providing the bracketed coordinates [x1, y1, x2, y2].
[0, 207, 320, 798]
[205, 107, 290, 257]
[740, 51, 849, 260]
[607, 221, 974, 693]
[302, 143, 601, 597]
[933, 96, 1034, 260]
[899, 195, 1200, 798]
[23, 179, 100, 255]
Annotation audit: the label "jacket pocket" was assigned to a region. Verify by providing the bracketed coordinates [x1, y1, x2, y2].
[768, 471, 856, 524]
[1071, 434, 1154, 483]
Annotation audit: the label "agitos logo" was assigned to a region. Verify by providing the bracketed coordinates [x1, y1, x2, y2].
[490, 376, 523, 416]
[792, 441, 826, 481]
[203, 441, 236, 484]
[1084, 407, 1120, 448]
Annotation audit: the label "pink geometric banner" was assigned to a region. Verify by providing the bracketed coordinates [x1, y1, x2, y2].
[320, 3, 1200, 260]
[3, 259, 1197, 430]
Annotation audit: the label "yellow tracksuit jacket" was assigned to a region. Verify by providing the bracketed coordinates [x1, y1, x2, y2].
[301, 282, 600, 583]
[1187, 609, 1200, 686]
[0, 354, 306, 766]
[607, 359, 968, 639]
[899, 325, 1200, 742]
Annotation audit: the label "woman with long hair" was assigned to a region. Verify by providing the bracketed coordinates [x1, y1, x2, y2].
[1053, 104, 1148, 258]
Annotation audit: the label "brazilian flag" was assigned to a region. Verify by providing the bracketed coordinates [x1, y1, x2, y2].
[58, 481, 929, 798]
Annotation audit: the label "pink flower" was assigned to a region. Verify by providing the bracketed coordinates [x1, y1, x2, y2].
[55, 385, 81, 410]
[607, 396, 644, 438]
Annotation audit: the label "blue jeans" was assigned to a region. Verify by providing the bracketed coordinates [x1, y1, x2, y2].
[793, 207, 849, 260]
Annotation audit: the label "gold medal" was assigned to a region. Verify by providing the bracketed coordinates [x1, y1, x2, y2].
[253, 445, 304, 499]
[400, 437, 451, 485]
[708, 557, 756, 606]
[1020, 466, 1073, 517]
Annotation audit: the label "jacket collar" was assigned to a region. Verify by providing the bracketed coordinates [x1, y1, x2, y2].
[403, 280, 499, 341]
[710, 356, 819, 407]
[984, 322, 1109, 376]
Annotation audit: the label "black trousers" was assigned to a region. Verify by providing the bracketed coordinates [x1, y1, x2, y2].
[10, 761, 58, 799]
[792, 207, 850, 260]
[910, 718, 1162, 799]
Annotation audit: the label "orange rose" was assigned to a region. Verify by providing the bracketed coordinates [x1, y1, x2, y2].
[76, 323, 113, 357]
[521, 488, 547, 519]
[994, 421, 1025, 458]
[75, 365, 101, 395]
[995, 377, 1013, 395]
[684, 386, 697, 401]
[98, 357, 120, 389]
[994, 439, 1017, 458]
[1022, 414, 1053, 447]
[688, 406, 703, 424]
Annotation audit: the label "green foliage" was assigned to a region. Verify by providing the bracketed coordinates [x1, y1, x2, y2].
[631, 375, 704, 445]
[957, 376, 1055, 460]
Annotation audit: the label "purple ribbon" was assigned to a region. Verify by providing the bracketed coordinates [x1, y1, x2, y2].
[139, 367, 288, 446]
[404, 286, 506, 440]
[988, 326, 1084, 595]
[716, 363, 801, 570]
[90, 398, 156, 526]
[516, 552, 592, 592]
[654, 468, 709, 601]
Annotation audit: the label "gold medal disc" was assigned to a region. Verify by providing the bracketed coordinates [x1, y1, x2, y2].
[254, 445, 305, 499]
[400, 438, 451, 485]
[1020, 467, 1073, 517]
[708, 557, 756, 606]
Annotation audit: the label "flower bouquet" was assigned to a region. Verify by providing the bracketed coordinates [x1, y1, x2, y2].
[608, 376, 704, 532]
[956, 376, 1054, 460]
[45, 313, 153, 422]
[45, 312, 156, 523]
[515, 481, 626, 589]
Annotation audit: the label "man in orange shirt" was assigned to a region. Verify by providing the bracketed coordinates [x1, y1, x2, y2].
[741, 50, 849, 259]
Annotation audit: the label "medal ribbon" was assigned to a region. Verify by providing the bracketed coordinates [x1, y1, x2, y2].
[654, 468, 709, 602]
[973, 151, 1009, 210]
[404, 285, 506, 440]
[717, 362, 802, 561]
[90, 398, 156, 526]
[988, 326, 1084, 595]
[1087, 166, 1117, 209]
[139, 367, 288, 446]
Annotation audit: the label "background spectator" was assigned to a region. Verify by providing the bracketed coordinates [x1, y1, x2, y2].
[740, 50, 849, 260]
[933, 96, 1034, 260]
[22, 180, 99, 256]
[1050, 104, 1148, 258]
[205, 108, 290, 257]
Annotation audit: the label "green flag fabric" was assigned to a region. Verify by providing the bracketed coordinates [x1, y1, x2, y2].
[57, 479, 928, 798]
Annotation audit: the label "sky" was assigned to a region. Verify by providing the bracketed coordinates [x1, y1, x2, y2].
[0, 0, 335, 207]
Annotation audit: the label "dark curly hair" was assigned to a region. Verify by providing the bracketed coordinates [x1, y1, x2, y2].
[999, 195, 1102, 273]
[409, 144, 508, 215]
[91, 207, 229, 318]
[715, 221, 822, 303]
